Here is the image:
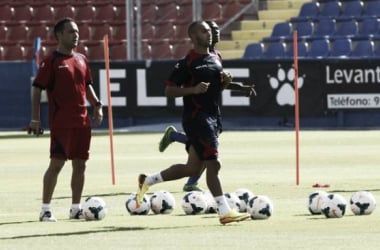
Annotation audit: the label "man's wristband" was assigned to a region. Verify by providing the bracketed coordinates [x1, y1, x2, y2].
[95, 101, 103, 108]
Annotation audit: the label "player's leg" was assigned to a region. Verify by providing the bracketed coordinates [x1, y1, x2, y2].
[40, 158, 65, 222]
[159, 125, 187, 152]
[70, 159, 86, 219]
[204, 159, 250, 225]
[136, 147, 203, 205]
[68, 127, 91, 219]
[40, 128, 67, 222]
[183, 174, 203, 191]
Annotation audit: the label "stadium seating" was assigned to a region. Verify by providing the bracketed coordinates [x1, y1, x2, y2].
[242, 42, 264, 59]
[290, 2, 319, 22]
[330, 38, 352, 57]
[0, 0, 251, 61]
[286, 41, 308, 58]
[313, 18, 336, 39]
[339, 0, 363, 20]
[362, 1, 380, 18]
[110, 41, 127, 60]
[334, 19, 358, 38]
[318, 1, 341, 19]
[356, 17, 380, 40]
[263, 42, 286, 59]
[3, 44, 25, 61]
[351, 40, 374, 57]
[31, 4, 54, 21]
[308, 39, 330, 58]
[262, 22, 292, 43]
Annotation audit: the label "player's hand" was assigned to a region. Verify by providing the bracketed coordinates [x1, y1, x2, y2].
[28, 120, 44, 136]
[92, 106, 103, 126]
[241, 84, 257, 97]
[193, 82, 210, 94]
[221, 71, 233, 89]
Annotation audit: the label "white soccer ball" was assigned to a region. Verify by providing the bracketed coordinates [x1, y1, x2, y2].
[125, 193, 150, 215]
[203, 191, 218, 214]
[247, 195, 273, 220]
[181, 191, 208, 215]
[307, 190, 328, 215]
[350, 191, 376, 215]
[235, 188, 254, 212]
[321, 193, 347, 218]
[82, 196, 107, 221]
[150, 190, 176, 214]
[224, 192, 241, 212]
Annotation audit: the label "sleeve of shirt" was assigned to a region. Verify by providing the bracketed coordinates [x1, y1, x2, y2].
[165, 58, 191, 87]
[85, 60, 93, 86]
[32, 56, 54, 90]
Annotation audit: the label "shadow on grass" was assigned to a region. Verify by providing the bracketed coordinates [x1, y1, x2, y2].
[52, 191, 184, 200]
[329, 188, 380, 193]
[0, 224, 219, 240]
[0, 220, 36, 226]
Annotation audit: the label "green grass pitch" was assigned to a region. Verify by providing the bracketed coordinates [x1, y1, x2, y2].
[0, 130, 379, 250]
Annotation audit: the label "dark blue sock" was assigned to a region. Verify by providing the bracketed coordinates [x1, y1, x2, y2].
[170, 131, 187, 144]
[186, 176, 200, 186]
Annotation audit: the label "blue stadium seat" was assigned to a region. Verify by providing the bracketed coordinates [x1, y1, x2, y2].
[330, 38, 352, 58]
[313, 19, 336, 39]
[351, 40, 374, 57]
[308, 39, 330, 58]
[263, 42, 286, 59]
[263, 22, 292, 42]
[338, 0, 363, 20]
[286, 21, 314, 41]
[355, 17, 380, 40]
[362, 1, 380, 18]
[334, 20, 358, 38]
[319, 1, 341, 19]
[290, 2, 319, 22]
[243, 43, 264, 59]
[286, 41, 308, 58]
[374, 40, 380, 57]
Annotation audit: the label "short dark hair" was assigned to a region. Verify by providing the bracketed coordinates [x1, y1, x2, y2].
[53, 17, 75, 40]
[187, 21, 204, 38]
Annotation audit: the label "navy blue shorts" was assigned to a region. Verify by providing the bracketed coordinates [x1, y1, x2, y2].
[183, 112, 219, 161]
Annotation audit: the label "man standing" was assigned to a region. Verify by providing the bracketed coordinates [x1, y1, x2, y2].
[136, 21, 253, 224]
[29, 18, 103, 222]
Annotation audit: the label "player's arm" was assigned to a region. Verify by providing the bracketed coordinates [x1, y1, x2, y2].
[225, 82, 257, 97]
[29, 86, 43, 136]
[86, 84, 103, 126]
[164, 82, 210, 97]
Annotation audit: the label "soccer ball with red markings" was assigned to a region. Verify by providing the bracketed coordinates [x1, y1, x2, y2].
[150, 190, 176, 214]
[308, 190, 328, 215]
[125, 193, 151, 215]
[83, 196, 107, 221]
[181, 191, 208, 215]
[350, 191, 376, 215]
[321, 193, 347, 218]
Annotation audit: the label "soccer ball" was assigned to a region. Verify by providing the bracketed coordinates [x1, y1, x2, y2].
[321, 193, 347, 218]
[247, 195, 273, 220]
[125, 193, 150, 215]
[235, 188, 254, 212]
[82, 196, 107, 221]
[150, 190, 176, 214]
[203, 191, 218, 214]
[350, 191, 376, 215]
[181, 191, 208, 215]
[307, 190, 328, 215]
[224, 192, 241, 212]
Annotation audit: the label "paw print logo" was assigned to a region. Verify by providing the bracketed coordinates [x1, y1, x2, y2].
[268, 65, 305, 106]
